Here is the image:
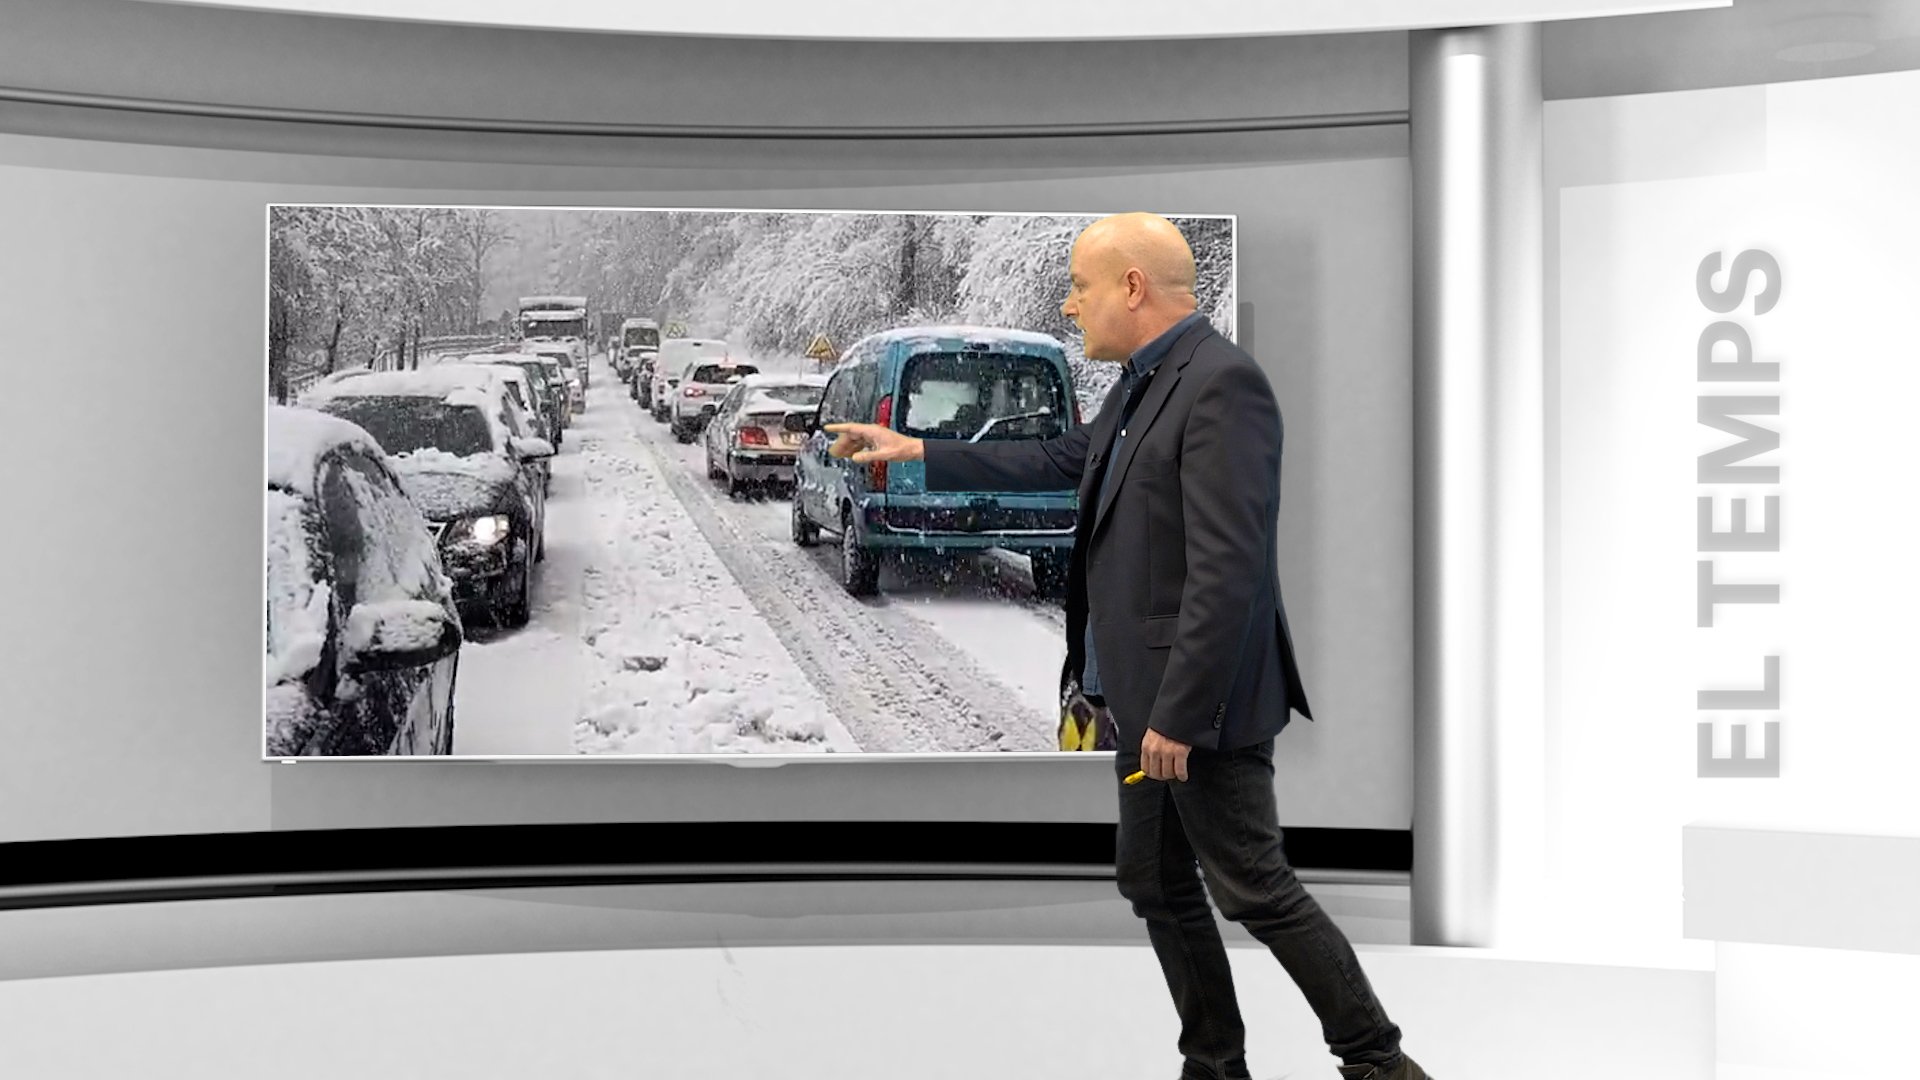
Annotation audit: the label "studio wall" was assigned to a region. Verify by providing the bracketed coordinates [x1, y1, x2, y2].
[0, 122, 1414, 843]
[1544, 66, 1920, 949]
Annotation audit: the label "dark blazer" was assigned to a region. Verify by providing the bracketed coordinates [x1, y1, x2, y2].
[922, 317, 1312, 752]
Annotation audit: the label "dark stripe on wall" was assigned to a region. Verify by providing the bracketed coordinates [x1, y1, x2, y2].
[0, 823, 1410, 910]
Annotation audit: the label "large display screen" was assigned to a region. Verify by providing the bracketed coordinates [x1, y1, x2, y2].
[265, 206, 1235, 759]
[1, 123, 1408, 842]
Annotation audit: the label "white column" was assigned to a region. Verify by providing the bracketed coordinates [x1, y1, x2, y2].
[1408, 23, 1548, 948]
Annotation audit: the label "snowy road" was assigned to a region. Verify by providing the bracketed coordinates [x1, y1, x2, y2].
[450, 352, 1069, 755]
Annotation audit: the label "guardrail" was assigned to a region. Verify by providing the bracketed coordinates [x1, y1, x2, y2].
[280, 335, 508, 400]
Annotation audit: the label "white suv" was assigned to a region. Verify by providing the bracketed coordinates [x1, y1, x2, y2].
[649, 339, 732, 423]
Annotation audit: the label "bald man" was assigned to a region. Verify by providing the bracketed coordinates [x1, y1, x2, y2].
[827, 213, 1429, 1080]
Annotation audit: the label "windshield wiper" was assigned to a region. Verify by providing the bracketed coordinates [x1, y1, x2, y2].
[969, 408, 1053, 443]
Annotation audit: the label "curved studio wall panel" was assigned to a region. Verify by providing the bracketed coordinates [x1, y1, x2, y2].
[0, 2, 1415, 849]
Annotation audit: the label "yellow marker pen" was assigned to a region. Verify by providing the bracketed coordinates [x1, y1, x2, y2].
[1124, 771, 1147, 785]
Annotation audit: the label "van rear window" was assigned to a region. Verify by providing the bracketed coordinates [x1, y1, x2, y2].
[899, 352, 1068, 441]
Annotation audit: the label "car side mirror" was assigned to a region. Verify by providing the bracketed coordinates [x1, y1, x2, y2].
[512, 436, 555, 460]
[343, 600, 461, 675]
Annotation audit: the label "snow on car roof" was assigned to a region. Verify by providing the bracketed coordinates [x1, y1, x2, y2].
[739, 372, 829, 388]
[303, 367, 509, 400]
[620, 317, 659, 328]
[856, 324, 1065, 351]
[523, 309, 583, 320]
[298, 368, 515, 441]
[267, 403, 386, 495]
[445, 363, 531, 399]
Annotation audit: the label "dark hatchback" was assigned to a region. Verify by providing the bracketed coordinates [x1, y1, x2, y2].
[307, 373, 552, 628]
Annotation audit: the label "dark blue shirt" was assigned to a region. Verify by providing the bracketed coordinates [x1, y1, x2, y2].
[1081, 311, 1206, 700]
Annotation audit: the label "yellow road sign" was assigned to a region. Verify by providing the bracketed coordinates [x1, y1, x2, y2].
[806, 334, 837, 361]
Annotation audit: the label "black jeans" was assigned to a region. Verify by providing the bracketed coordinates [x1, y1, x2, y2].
[1114, 738, 1404, 1078]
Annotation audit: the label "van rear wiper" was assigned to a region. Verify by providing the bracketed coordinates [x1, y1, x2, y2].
[969, 408, 1053, 443]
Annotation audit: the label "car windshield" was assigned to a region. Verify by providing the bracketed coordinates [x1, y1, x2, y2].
[899, 352, 1069, 441]
[748, 384, 825, 407]
[320, 397, 495, 457]
[624, 327, 660, 348]
[509, 363, 549, 392]
[689, 363, 759, 384]
[523, 317, 585, 338]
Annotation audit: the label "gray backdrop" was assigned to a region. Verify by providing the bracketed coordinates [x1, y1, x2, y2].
[0, 121, 1411, 843]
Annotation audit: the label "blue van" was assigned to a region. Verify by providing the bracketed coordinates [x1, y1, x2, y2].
[790, 325, 1081, 597]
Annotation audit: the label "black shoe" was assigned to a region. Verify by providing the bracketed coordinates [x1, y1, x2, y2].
[1335, 1055, 1430, 1080]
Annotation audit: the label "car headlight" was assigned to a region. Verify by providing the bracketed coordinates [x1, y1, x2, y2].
[469, 515, 510, 546]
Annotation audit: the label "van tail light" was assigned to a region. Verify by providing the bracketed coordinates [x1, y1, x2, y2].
[738, 427, 769, 446]
[870, 393, 892, 489]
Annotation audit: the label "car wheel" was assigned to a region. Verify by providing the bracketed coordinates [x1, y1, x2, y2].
[500, 546, 533, 628]
[791, 489, 820, 547]
[840, 506, 879, 596]
[674, 423, 694, 444]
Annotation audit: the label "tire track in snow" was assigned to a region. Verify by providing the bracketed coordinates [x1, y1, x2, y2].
[624, 413, 1054, 754]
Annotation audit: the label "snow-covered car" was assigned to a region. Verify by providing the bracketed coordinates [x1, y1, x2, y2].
[525, 344, 584, 415]
[437, 362, 554, 495]
[792, 325, 1079, 597]
[649, 338, 732, 423]
[702, 373, 827, 497]
[303, 368, 554, 628]
[266, 404, 462, 757]
[530, 354, 573, 427]
[670, 359, 760, 442]
[521, 313, 588, 390]
[461, 353, 564, 449]
[631, 353, 656, 407]
[618, 317, 660, 386]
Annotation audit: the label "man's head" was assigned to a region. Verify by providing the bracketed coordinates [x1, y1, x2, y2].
[1060, 212, 1200, 363]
